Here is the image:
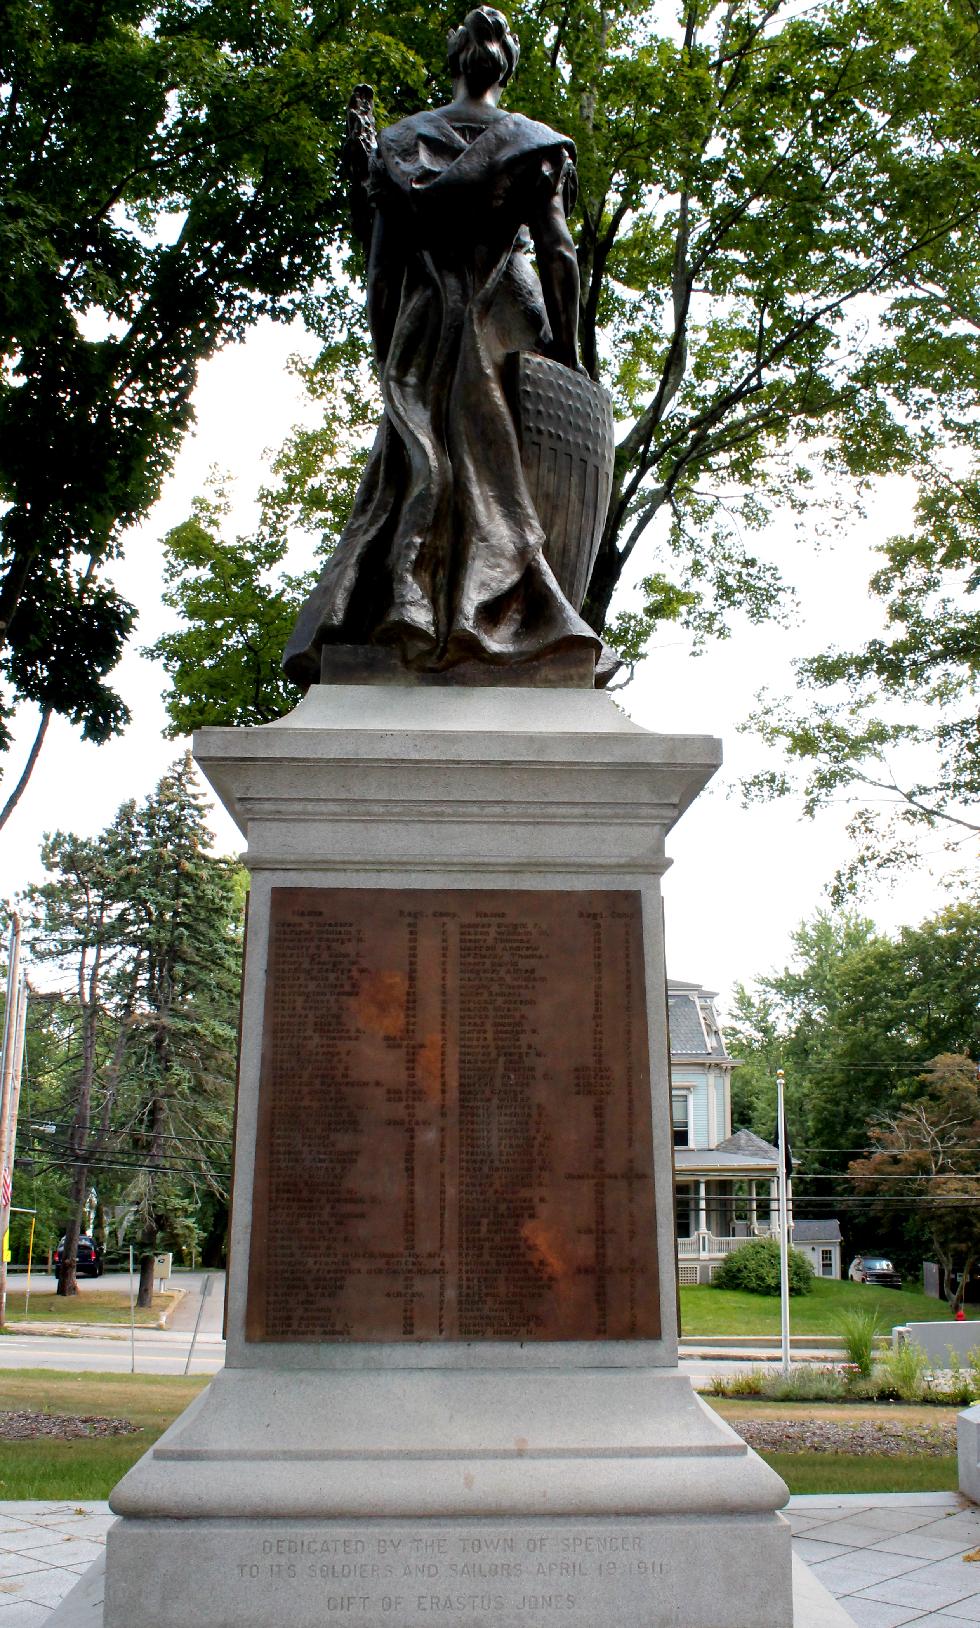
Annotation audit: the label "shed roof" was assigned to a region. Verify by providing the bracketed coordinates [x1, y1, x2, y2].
[792, 1219, 842, 1245]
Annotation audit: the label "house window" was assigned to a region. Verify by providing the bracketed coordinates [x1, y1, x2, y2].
[672, 1092, 691, 1148]
[820, 1248, 834, 1277]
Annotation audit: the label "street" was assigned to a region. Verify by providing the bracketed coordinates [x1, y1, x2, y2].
[0, 1329, 225, 1373]
[0, 1269, 226, 1373]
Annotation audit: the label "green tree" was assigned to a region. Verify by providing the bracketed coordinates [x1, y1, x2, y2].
[145, 369, 372, 732]
[0, 0, 420, 763]
[151, 0, 980, 734]
[728, 901, 980, 1263]
[110, 756, 242, 1306]
[726, 910, 881, 1157]
[743, 464, 980, 896]
[14, 758, 243, 1301]
[850, 1055, 980, 1313]
[20, 830, 137, 1295]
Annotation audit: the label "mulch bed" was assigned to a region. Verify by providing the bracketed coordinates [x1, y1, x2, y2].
[734, 1417, 957, 1457]
[0, 1410, 138, 1441]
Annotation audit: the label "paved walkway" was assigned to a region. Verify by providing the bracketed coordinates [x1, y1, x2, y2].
[786, 1493, 980, 1625]
[0, 1494, 978, 1625]
[0, 1504, 111, 1626]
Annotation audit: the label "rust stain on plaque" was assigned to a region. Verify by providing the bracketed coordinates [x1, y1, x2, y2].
[246, 889, 660, 1342]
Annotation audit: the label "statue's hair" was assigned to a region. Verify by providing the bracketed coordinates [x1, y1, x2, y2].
[447, 8, 519, 93]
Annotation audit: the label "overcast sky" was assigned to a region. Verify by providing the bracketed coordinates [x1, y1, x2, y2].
[0, 317, 960, 1012]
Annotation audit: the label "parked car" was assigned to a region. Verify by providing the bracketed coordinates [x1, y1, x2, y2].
[848, 1254, 902, 1289]
[52, 1235, 104, 1279]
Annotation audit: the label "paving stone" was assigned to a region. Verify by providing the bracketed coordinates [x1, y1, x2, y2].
[0, 1562, 51, 1584]
[806, 1520, 920, 1550]
[793, 1536, 857, 1564]
[871, 1531, 980, 1562]
[808, 1550, 929, 1597]
[0, 1602, 50, 1626]
[855, 1559, 980, 1613]
[902, 1615, 980, 1627]
[838, 1509, 953, 1535]
[9, 1574, 77, 1610]
[932, 1594, 980, 1624]
[839, 1600, 930, 1628]
[9, 1546, 102, 1574]
[785, 1510, 828, 1533]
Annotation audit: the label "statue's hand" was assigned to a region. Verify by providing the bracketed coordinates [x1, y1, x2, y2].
[344, 85, 377, 177]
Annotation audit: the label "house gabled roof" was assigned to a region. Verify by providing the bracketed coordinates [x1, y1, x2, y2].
[715, 1129, 780, 1160]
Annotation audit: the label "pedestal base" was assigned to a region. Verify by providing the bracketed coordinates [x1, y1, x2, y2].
[48, 1366, 805, 1627]
[49, 1550, 857, 1628]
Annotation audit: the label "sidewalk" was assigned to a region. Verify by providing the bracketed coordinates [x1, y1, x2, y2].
[786, 1493, 980, 1625]
[0, 1495, 977, 1625]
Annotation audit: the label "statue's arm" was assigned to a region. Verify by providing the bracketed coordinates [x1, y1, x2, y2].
[342, 85, 378, 250]
[529, 190, 581, 371]
[366, 206, 404, 369]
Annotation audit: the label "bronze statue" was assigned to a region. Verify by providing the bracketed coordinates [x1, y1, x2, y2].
[284, 7, 616, 688]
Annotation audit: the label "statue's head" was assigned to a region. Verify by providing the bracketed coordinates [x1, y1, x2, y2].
[447, 8, 520, 94]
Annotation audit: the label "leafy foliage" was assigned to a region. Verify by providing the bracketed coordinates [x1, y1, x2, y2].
[727, 903, 980, 1182]
[849, 1055, 980, 1314]
[712, 1236, 813, 1296]
[14, 757, 243, 1296]
[0, 0, 414, 750]
[151, 0, 980, 737]
[743, 464, 980, 895]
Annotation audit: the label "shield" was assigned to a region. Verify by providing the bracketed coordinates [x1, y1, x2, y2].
[509, 352, 615, 612]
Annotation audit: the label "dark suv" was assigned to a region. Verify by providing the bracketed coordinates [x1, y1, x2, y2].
[52, 1235, 104, 1279]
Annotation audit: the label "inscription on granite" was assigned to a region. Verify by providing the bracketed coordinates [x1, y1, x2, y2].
[246, 888, 659, 1341]
[231, 1524, 670, 1625]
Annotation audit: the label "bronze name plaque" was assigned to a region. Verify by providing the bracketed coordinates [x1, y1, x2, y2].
[246, 888, 660, 1342]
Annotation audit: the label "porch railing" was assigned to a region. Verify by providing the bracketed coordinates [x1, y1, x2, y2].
[676, 1228, 778, 1259]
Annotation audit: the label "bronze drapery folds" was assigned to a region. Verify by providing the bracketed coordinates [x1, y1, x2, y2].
[283, 8, 617, 689]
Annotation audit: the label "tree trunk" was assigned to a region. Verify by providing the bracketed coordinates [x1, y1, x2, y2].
[137, 1250, 156, 1309]
[56, 1164, 89, 1298]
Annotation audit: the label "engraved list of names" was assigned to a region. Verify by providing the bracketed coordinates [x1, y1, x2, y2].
[246, 888, 660, 1343]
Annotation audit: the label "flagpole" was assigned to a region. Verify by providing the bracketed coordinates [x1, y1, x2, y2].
[777, 1067, 791, 1378]
[0, 917, 22, 1329]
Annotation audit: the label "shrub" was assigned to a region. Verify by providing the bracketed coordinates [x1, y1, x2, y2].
[706, 1368, 764, 1397]
[942, 1350, 978, 1406]
[759, 1365, 846, 1402]
[836, 1310, 880, 1378]
[880, 1340, 929, 1402]
[712, 1238, 814, 1297]
[847, 1366, 892, 1401]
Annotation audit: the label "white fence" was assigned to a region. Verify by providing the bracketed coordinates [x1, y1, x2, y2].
[677, 1230, 777, 1260]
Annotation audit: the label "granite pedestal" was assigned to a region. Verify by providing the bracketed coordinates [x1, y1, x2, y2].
[50, 686, 822, 1626]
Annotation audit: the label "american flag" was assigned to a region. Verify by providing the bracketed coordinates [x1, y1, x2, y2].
[0, 1165, 10, 1209]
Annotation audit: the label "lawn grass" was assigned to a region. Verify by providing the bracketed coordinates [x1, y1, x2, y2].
[679, 1276, 979, 1337]
[704, 1396, 961, 1493]
[0, 1371, 961, 1502]
[0, 1369, 209, 1499]
[760, 1453, 958, 1494]
[2, 1290, 179, 1328]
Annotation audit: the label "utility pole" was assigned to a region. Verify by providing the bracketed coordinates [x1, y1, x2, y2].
[776, 1067, 791, 1379]
[0, 916, 23, 1327]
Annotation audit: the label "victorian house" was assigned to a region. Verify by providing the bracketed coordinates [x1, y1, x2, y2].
[668, 980, 841, 1283]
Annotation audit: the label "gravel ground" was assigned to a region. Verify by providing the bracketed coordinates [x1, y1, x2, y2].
[734, 1416, 957, 1456]
[0, 1410, 138, 1440]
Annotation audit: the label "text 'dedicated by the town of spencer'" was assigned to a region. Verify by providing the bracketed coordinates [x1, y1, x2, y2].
[246, 888, 659, 1342]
